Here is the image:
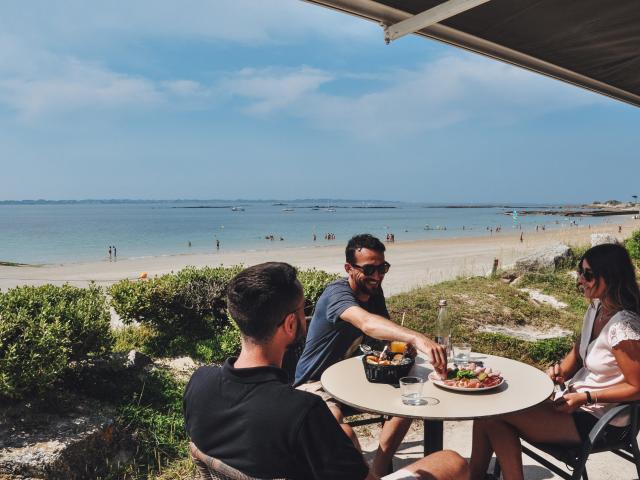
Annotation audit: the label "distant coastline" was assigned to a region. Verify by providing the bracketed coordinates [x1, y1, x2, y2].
[0, 198, 628, 208]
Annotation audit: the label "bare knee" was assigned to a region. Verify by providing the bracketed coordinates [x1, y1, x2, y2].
[437, 450, 469, 480]
[408, 449, 469, 480]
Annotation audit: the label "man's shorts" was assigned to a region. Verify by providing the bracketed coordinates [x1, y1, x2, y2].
[295, 381, 342, 411]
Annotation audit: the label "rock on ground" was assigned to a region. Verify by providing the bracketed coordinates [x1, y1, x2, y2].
[478, 324, 572, 342]
[514, 244, 572, 273]
[154, 356, 201, 382]
[590, 233, 620, 247]
[519, 288, 568, 309]
[0, 397, 134, 480]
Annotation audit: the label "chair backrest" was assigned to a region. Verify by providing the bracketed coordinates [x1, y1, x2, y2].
[190, 443, 288, 480]
[587, 400, 640, 449]
[630, 401, 640, 437]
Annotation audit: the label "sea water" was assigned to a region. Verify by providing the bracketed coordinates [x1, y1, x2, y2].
[0, 200, 613, 264]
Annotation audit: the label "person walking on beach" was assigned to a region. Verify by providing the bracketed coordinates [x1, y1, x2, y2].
[184, 262, 468, 480]
[294, 234, 447, 477]
[520, 232, 523, 243]
[216, 239, 220, 250]
[113, 245, 117, 259]
[108, 246, 112, 260]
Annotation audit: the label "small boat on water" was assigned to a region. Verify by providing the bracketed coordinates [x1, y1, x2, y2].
[231, 207, 245, 212]
[282, 208, 295, 212]
[326, 208, 336, 212]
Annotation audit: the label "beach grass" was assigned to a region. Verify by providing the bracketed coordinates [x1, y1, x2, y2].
[386, 269, 586, 368]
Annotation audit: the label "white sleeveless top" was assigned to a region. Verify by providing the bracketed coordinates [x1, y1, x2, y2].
[570, 300, 640, 426]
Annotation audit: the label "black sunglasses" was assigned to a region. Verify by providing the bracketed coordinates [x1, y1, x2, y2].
[351, 261, 391, 276]
[577, 266, 595, 282]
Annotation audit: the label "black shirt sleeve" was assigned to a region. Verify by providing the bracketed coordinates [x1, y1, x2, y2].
[294, 401, 369, 480]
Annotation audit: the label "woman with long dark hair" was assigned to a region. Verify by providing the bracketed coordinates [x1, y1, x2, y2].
[469, 243, 640, 480]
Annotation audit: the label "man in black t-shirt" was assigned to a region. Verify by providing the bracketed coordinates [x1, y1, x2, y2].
[184, 262, 468, 480]
[294, 234, 448, 476]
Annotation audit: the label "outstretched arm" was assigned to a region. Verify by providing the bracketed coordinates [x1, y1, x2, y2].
[341, 305, 447, 372]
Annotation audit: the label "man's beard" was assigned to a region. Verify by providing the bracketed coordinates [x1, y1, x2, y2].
[288, 314, 307, 348]
[355, 276, 381, 296]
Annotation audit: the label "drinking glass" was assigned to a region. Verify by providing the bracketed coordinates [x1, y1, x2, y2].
[453, 343, 472, 363]
[399, 377, 425, 405]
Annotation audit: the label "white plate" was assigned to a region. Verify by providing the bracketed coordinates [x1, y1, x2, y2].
[428, 372, 505, 392]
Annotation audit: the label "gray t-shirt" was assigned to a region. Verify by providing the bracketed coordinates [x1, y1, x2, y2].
[293, 278, 389, 386]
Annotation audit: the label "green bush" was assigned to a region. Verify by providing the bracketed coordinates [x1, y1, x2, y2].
[528, 336, 575, 365]
[109, 265, 339, 359]
[0, 284, 112, 399]
[194, 322, 242, 363]
[298, 269, 341, 315]
[110, 266, 243, 341]
[625, 229, 640, 261]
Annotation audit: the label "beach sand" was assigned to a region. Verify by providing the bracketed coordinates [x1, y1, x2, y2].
[1, 220, 637, 295]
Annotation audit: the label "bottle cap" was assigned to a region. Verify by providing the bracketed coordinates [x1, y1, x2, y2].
[438, 299, 447, 307]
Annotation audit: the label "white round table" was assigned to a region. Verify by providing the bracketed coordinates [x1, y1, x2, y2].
[321, 352, 553, 454]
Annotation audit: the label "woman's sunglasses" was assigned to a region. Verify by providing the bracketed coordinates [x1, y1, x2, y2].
[350, 261, 391, 276]
[577, 266, 595, 282]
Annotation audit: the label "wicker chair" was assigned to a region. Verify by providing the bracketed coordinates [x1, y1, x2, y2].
[190, 443, 288, 480]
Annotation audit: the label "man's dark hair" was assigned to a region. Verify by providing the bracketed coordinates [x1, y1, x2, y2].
[345, 234, 386, 265]
[226, 262, 302, 342]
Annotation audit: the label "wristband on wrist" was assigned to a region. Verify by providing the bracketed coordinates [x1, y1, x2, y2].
[585, 391, 593, 405]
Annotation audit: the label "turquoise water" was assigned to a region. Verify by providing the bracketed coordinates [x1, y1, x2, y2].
[0, 200, 608, 264]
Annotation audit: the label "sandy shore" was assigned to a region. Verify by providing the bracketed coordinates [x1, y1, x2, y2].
[1, 221, 637, 295]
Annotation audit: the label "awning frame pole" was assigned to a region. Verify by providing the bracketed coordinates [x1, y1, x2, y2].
[384, 0, 491, 43]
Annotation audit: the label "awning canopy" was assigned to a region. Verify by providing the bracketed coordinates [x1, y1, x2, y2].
[303, 0, 640, 107]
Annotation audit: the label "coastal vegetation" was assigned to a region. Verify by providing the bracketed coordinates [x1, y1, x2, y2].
[109, 266, 339, 363]
[1, 237, 639, 478]
[0, 284, 111, 399]
[625, 228, 640, 261]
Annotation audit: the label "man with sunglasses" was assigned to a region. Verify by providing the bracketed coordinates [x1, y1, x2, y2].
[294, 234, 447, 477]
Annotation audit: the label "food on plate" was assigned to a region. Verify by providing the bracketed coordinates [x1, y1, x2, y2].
[438, 362, 503, 389]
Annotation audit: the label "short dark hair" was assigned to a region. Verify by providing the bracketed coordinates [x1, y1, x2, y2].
[581, 243, 640, 314]
[345, 234, 386, 265]
[226, 262, 303, 342]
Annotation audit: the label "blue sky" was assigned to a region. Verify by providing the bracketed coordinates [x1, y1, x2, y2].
[1, 0, 638, 203]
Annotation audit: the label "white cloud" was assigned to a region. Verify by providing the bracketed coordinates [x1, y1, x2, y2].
[221, 67, 333, 115]
[0, 35, 217, 120]
[0, 0, 376, 48]
[222, 56, 605, 139]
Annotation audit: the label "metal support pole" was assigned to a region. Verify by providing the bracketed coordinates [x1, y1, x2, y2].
[423, 419, 444, 455]
[384, 0, 490, 43]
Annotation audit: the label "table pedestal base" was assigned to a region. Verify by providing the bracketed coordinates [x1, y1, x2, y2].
[423, 419, 443, 455]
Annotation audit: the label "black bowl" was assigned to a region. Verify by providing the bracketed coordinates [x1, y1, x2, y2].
[362, 355, 415, 385]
